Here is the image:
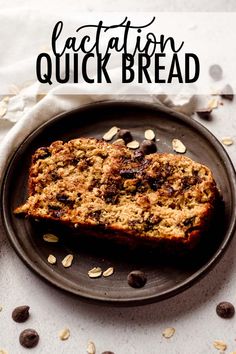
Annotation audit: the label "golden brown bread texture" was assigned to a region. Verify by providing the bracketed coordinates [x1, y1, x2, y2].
[14, 137, 218, 249]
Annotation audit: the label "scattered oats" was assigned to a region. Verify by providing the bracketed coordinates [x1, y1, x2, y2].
[88, 267, 102, 278]
[207, 98, 218, 110]
[47, 254, 57, 265]
[59, 328, 70, 341]
[144, 129, 155, 140]
[221, 137, 234, 146]
[213, 340, 227, 351]
[103, 126, 119, 141]
[62, 254, 74, 268]
[43, 233, 59, 243]
[0, 349, 8, 354]
[172, 139, 186, 154]
[127, 140, 140, 149]
[87, 341, 96, 354]
[103, 267, 114, 277]
[0, 305, 3, 312]
[112, 138, 125, 146]
[162, 327, 175, 339]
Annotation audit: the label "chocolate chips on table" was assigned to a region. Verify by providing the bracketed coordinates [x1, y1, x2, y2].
[19, 329, 39, 348]
[12, 305, 30, 323]
[216, 301, 235, 319]
[127, 270, 147, 288]
[209, 64, 223, 81]
[220, 84, 234, 101]
[196, 108, 212, 120]
[102, 352, 115, 354]
[11, 306, 39, 349]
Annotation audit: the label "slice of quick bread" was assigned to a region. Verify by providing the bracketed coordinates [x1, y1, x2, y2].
[14, 137, 218, 249]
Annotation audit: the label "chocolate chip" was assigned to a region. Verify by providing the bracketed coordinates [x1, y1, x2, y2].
[33, 147, 51, 162]
[120, 168, 139, 179]
[88, 210, 101, 220]
[166, 186, 175, 196]
[183, 216, 195, 226]
[220, 84, 234, 101]
[127, 270, 147, 288]
[196, 108, 212, 119]
[182, 176, 198, 190]
[38, 147, 51, 159]
[52, 210, 64, 218]
[216, 302, 235, 319]
[19, 329, 39, 348]
[140, 140, 157, 155]
[48, 204, 61, 211]
[71, 157, 80, 166]
[133, 150, 145, 161]
[117, 129, 133, 144]
[56, 194, 74, 205]
[144, 218, 156, 231]
[147, 176, 164, 191]
[51, 171, 59, 181]
[103, 184, 119, 204]
[209, 64, 223, 81]
[102, 352, 115, 354]
[12, 305, 30, 323]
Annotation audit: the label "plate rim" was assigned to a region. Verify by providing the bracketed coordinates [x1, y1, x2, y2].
[1, 100, 236, 306]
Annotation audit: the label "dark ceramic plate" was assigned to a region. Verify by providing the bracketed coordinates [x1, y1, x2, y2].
[1, 101, 236, 305]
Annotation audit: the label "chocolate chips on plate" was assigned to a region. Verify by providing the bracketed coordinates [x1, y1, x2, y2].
[117, 129, 133, 144]
[209, 64, 223, 81]
[127, 270, 147, 288]
[140, 140, 157, 155]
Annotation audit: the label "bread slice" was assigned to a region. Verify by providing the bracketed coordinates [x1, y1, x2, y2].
[14, 137, 218, 249]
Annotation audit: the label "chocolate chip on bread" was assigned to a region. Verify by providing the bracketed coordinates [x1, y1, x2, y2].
[14, 137, 218, 249]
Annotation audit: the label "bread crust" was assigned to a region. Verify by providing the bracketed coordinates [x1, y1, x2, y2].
[14, 137, 218, 249]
